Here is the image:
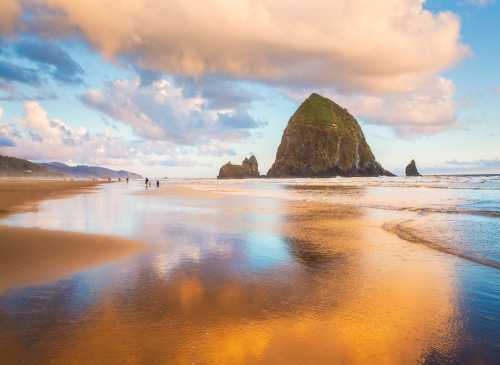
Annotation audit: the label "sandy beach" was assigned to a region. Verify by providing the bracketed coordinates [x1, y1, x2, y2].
[0, 178, 499, 364]
[0, 180, 143, 293]
[0, 180, 100, 218]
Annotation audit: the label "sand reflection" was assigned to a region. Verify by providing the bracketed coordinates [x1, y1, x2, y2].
[0, 184, 460, 364]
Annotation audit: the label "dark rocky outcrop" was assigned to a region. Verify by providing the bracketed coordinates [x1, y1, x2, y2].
[218, 155, 260, 179]
[267, 93, 393, 177]
[405, 160, 421, 177]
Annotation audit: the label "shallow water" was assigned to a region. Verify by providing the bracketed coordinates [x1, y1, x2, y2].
[1, 177, 500, 364]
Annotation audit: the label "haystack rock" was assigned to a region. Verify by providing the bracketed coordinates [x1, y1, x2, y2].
[405, 160, 421, 176]
[267, 93, 393, 177]
[217, 155, 260, 179]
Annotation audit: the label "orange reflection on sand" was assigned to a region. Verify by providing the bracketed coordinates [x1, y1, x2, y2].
[0, 187, 461, 365]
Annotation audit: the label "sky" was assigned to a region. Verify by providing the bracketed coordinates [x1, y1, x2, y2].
[0, 0, 499, 177]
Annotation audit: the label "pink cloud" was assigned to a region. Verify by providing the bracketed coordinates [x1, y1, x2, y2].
[33, 0, 468, 93]
[0, 0, 21, 34]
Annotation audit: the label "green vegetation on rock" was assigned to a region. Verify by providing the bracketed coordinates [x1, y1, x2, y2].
[268, 93, 393, 177]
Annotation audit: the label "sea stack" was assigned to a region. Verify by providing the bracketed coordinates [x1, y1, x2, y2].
[267, 93, 393, 177]
[405, 160, 421, 176]
[217, 155, 260, 179]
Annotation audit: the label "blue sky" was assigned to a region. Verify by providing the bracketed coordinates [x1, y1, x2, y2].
[0, 0, 499, 177]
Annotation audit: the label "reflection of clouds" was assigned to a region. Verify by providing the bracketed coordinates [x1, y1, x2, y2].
[153, 231, 233, 279]
[0, 181, 464, 364]
[153, 250, 200, 278]
[5, 226, 458, 365]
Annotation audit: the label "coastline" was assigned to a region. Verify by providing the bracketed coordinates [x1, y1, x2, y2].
[1, 178, 498, 363]
[383, 220, 500, 270]
[0, 179, 144, 293]
[0, 179, 103, 218]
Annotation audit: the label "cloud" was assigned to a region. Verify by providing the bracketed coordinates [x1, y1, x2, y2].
[283, 75, 457, 137]
[14, 38, 84, 84]
[174, 75, 259, 109]
[332, 77, 457, 137]
[32, 0, 467, 93]
[0, 0, 21, 34]
[0, 101, 240, 166]
[21, 0, 468, 136]
[445, 158, 500, 169]
[0, 101, 134, 163]
[0, 60, 41, 85]
[80, 78, 265, 144]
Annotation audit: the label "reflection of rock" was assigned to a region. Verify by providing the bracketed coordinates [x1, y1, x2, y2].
[217, 155, 260, 179]
[405, 160, 421, 176]
[268, 93, 394, 177]
[286, 238, 344, 271]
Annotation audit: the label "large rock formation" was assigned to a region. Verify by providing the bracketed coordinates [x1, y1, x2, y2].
[218, 155, 260, 179]
[267, 93, 393, 177]
[405, 160, 421, 176]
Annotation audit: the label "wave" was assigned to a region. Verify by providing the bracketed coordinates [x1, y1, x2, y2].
[383, 221, 500, 270]
[368, 205, 500, 218]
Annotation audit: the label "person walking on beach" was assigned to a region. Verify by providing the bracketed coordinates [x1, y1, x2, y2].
[126, 177, 129, 183]
[156, 180, 160, 188]
[145, 177, 149, 188]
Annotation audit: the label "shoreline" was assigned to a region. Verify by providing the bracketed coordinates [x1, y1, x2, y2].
[0, 179, 478, 363]
[0, 179, 144, 293]
[383, 220, 500, 270]
[0, 179, 106, 218]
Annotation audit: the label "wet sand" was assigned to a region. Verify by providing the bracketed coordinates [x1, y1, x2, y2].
[1, 180, 498, 364]
[0, 180, 143, 293]
[0, 180, 101, 218]
[0, 226, 143, 293]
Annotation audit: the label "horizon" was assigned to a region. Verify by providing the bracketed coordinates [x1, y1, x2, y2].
[1, 0, 500, 177]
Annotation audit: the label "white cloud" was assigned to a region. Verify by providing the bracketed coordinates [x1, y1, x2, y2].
[283, 75, 457, 137]
[80, 78, 264, 144]
[0, 101, 239, 167]
[332, 77, 457, 137]
[22, 0, 468, 136]
[34, 0, 467, 94]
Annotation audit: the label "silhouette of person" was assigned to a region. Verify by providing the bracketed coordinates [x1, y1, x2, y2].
[156, 180, 160, 188]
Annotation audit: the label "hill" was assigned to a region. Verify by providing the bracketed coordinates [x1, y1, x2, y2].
[41, 162, 142, 179]
[0, 155, 63, 178]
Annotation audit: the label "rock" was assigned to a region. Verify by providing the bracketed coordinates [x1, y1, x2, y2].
[405, 160, 421, 176]
[267, 93, 393, 177]
[217, 155, 260, 179]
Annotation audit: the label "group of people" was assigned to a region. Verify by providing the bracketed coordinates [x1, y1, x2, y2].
[145, 178, 160, 188]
